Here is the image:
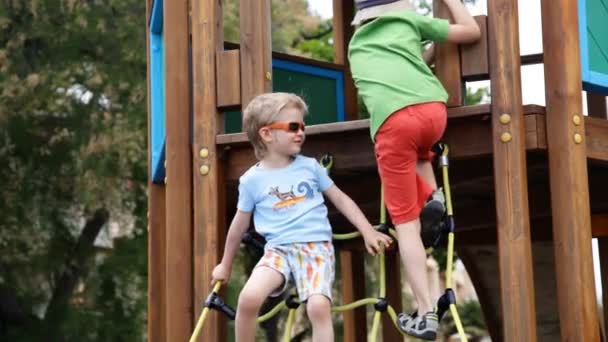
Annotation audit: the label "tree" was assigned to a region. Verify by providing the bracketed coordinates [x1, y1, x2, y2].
[0, 0, 148, 340]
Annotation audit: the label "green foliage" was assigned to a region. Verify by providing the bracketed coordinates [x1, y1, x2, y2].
[466, 86, 491, 105]
[0, 0, 147, 340]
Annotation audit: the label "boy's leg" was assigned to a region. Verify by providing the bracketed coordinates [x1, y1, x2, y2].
[416, 160, 437, 190]
[235, 266, 284, 342]
[394, 219, 433, 314]
[306, 295, 333, 342]
[289, 242, 335, 342]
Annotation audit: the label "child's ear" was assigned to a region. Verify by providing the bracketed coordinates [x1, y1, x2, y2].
[258, 127, 273, 143]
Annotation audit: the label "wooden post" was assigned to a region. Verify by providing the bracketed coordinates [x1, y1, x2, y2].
[540, 1, 600, 341]
[191, 0, 226, 341]
[334, 2, 366, 341]
[333, 0, 358, 120]
[488, 1, 537, 340]
[164, 0, 193, 340]
[240, 0, 272, 106]
[599, 237, 608, 340]
[146, 0, 166, 341]
[381, 251, 402, 342]
[587, 92, 607, 119]
[433, 1, 463, 107]
[339, 252, 367, 342]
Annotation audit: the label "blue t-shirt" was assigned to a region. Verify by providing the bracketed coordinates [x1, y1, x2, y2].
[237, 155, 334, 247]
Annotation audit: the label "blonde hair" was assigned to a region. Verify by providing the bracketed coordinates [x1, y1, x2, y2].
[242, 92, 308, 160]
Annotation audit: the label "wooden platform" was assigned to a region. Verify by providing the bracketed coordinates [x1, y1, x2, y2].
[217, 104, 608, 244]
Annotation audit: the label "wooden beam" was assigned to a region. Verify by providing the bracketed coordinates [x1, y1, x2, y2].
[587, 92, 607, 119]
[488, 1, 537, 339]
[164, 0, 193, 339]
[461, 16, 489, 82]
[339, 251, 367, 342]
[191, 0, 226, 341]
[586, 117, 608, 162]
[433, 1, 463, 107]
[540, 1, 600, 340]
[146, 0, 165, 341]
[217, 111, 548, 182]
[381, 251, 402, 342]
[240, 0, 271, 107]
[216, 50, 241, 109]
[458, 247, 502, 342]
[599, 236, 608, 339]
[333, 0, 358, 120]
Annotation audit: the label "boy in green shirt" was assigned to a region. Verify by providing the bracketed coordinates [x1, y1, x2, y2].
[348, 0, 480, 339]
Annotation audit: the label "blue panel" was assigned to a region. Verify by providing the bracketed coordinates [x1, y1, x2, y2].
[271, 58, 346, 121]
[149, 0, 163, 34]
[578, 0, 608, 94]
[150, 0, 166, 183]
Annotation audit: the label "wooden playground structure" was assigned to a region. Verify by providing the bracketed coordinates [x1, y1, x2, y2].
[146, 0, 608, 341]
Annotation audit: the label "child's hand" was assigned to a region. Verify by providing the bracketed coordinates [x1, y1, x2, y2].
[211, 263, 231, 285]
[362, 230, 393, 256]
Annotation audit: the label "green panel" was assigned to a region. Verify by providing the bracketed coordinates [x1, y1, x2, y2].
[224, 67, 339, 134]
[587, 0, 608, 74]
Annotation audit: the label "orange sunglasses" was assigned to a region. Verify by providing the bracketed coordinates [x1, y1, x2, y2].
[262, 121, 305, 132]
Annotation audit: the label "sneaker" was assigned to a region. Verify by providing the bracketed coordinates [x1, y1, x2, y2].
[420, 188, 446, 247]
[397, 310, 439, 340]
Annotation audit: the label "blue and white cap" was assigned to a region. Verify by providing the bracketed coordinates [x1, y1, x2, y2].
[352, 0, 413, 26]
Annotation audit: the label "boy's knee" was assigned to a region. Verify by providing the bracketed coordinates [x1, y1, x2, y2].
[237, 288, 264, 314]
[306, 295, 331, 322]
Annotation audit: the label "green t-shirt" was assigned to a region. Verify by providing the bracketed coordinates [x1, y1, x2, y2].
[348, 10, 450, 140]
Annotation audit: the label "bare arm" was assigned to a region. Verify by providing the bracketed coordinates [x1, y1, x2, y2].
[324, 185, 392, 254]
[423, 43, 435, 65]
[211, 210, 251, 283]
[443, 0, 481, 43]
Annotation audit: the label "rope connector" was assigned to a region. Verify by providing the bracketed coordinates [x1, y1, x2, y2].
[205, 291, 236, 320]
[374, 297, 389, 312]
[377, 223, 390, 235]
[286, 294, 300, 309]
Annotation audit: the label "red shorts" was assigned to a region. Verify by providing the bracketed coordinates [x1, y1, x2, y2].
[374, 102, 447, 225]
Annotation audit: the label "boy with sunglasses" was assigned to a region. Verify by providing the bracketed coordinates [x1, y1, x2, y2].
[348, 0, 481, 340]
[211, 92, 393, 342]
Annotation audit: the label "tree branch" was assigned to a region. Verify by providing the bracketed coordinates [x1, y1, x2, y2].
[43, 208, 109, 325]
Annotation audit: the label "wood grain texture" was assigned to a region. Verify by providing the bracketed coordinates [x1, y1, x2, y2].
[164, 0, 193, 339]
[239, 0, 271, 107]
[191, 0, 227, 340]
[433, 1, 463, 107]
[541, 1, 600, 340]
[488, 1, 537, 339]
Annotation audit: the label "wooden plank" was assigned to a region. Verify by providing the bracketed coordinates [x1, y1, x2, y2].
[240, 0, 271, 107]
[599, 237, 608, 340]
[381, 251, 402, 342]
[433, 1, 463, 107]
[592, 215, 608, 237]
[216, 104, 546, 144]
[461, 16, 489, 81]
[216, 50, 241, 109]
[218, 112, 548, 182]
[586, 117, 608, 162]
[148, 186, 166, 342]
[587, 92, 607, 119]
[339, 251, 367, 342]
[333, 0, 358, 121]
[458, 247, 502, 342]
[146, 0, 165, 340]
[488, 1, 538, 340]
[540, 1, 600, 340]
[164, 0, 193, 339]
[191, 0, 226, 341]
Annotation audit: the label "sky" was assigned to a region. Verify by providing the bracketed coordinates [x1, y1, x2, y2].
[307, 0, 604, 300]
